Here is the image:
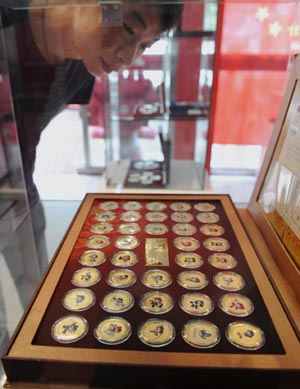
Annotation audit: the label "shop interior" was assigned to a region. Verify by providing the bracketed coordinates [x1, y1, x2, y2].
[1, 0, 300, 386]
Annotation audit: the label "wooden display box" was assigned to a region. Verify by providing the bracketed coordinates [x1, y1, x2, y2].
[2, 59, 300, 389]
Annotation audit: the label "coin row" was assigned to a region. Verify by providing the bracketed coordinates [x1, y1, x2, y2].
[70, 267, 245, 291]
[98, 200, 217, 212]
[84, 235, 230, 252]
[62, 288, 253, 318]
[94, 210, 220, 224]
[89, 222, 225, 237]
[78, 250, 238, 270]
[51, 315, 265, 351]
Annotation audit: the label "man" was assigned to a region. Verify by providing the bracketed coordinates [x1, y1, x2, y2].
[1, 0, 183, 206]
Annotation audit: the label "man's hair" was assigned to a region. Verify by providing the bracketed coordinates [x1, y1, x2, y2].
[155, 1, 184, 32]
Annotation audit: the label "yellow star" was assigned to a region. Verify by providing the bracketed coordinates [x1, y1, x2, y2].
[255, 6, 270, 22]
[268, 21, 283, 37]
[288, 24, 300, 37]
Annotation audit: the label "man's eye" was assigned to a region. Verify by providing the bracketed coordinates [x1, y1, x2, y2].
[123, 22, 134, 36]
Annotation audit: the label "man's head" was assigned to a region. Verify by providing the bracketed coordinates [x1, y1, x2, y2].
[72, 1, 183, 76]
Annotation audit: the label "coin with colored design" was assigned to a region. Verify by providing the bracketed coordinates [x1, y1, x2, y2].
[145, 223, 168, 235]
[172, 223, 196, 236]
[138, 319, 175, 347]
[179, 292, 214, 316]
[120, 211, 142, 222]
[94, 211, 116, 222]
[175, 253, 203, 268]
[203, 237, 230, 252]
[122, 201, 142, 211]
[200, 224, 224, 237]
[182, 320, 221, 349]
[117, 222, 141, 234]
[170, 201, 192, 211]
[171, 212, 194, 223]
[71, 268, 101, 287]
[194, 202, 216, 212]
[146, 201, 167, 211]
[208, 253, 237, 269]
[213, 271, 245, 291]
[51, 315, 88, 343]
[140, 291, 174, 314]
[145, 211, 168, 222]
[114, 235, 140, 249]
[100, 290, 134, 313]
[90, 222, 113, 234]
[106, 269, 137, 288]
[98, 201, 119, 210]
[85, 235, 110, 249]
[111, 251, 138, 267]
[62, 288, 96, 311]
[196, 212, 220, 224]
[177, 271, 208, 290]
[141, 269, 172, 289]
[226, 321, 265, 350]
[218, 293, 254, 317]
[173, 237, 200, 251]
[94, 316, 131, 345]
[79, 250, 106, 266]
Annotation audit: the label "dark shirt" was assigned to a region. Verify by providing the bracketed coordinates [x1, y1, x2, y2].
[0, 5, 95, 206]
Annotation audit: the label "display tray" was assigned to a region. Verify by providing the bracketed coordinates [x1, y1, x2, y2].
[2, 193, 300, 388]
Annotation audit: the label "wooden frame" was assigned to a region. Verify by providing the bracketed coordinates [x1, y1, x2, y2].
[2, 192, 300, 388]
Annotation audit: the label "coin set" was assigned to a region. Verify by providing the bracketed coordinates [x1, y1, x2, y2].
[35, 199, 282, 354]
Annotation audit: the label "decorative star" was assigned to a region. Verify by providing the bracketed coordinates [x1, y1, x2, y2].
[288, 24, 300, 37]
[255, 6, 270, 22]
[268, 21, 283, 37]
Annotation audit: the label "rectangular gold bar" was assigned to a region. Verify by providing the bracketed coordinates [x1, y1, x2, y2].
[145, 238, 169, 266]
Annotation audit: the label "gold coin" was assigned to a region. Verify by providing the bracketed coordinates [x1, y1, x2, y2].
[114, 235, 140, 249]
[182, 320, 220, 349]
[173, 237, 200, 251]
[94, 211, 116, 222]
[171, 212, 194, 223]
[200, 224, 224, 237]
[226, 321, 265, 350]
[98, 201, 119, 210]
[203, 237, 230, 252]
[170, 202, 192, 211]
[100, 290, 134, 313]
[118, 222, 141, 234]
[194, 202, 216, 212]
[79, 250, 106, 266]
[213, 271, 245, 291]
[177, 271, 208, 290]
[111, 251, 138, 267]
[138, 319, 175, 347]
[208, 253, 237, 269]
[140, 291, 174, 314]
[196, 212, 220, 224]
[120, 211, 142, 222]
[94, 316, 131, 345]
[71, 267, 101, 287]
[146, 202, 167, 211]
[145, 211, 168, 222]
[122, 201, 142, 211]
[106, 269, 137, 288]
[90, 222, 113, 234]
[62, 288, 96, 311]
[175, 253, 203, 269]
[218, 293, 254, 317]
[179, 292, 214, 316]
[85, 235, 110, 249]
[141, 269, 172, 289]
[51, 315, 88, 343]
[172, 223, 196, 236]
[145, 223, 168, 235]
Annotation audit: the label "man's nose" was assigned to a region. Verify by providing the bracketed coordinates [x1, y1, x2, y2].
[116, 44, 138, 67]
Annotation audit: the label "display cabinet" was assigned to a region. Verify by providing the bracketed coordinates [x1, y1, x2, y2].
[2, 55, 300, 388]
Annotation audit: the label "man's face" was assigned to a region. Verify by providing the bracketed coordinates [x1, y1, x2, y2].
[73, 3, 162, 77]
